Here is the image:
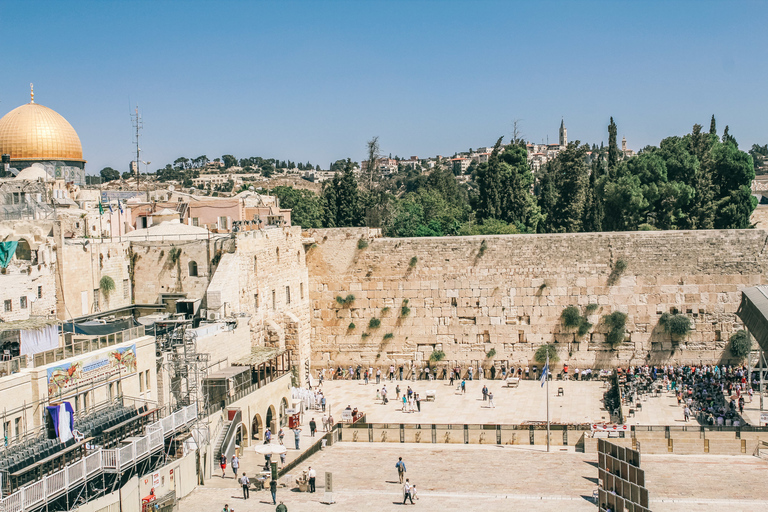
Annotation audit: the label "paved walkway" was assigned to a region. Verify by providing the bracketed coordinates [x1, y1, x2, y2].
[180, 443, 768, 512]
[315, 378, 611, 424]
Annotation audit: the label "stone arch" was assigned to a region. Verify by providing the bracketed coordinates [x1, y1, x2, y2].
[15, 239, 32, 261]
[251, 413, 263, 441]
[237, 421, 249, 448]
[266, 405, 277, 433]
[279, 397, 289, 427]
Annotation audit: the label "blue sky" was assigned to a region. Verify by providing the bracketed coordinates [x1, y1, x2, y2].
[1, 0, 766, 174]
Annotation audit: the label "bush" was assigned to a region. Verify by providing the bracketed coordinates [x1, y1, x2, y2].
[361, 332, 370, 339]
[730, 329, 751, 359]
[429, 350, 446, 362]
[400, 299, 411, 317]
[604, 311, 628, 347]
[381, 307, 390, 315]
[335, 296, 345, 305]
[478, 239, 487, 257]
[368, 318, 381, 329]
[534, 344, 559, 364]
[577, 318, 593, 337]
[383, 333, 394, 340]
[348, 322, 356, 330]
[99, 275, 115, 298]
[486, 348, 496, 358]
[660, 312, 691, 339]
[607, 258, 628, 286]
[357, 238, 369, 250]
[335, 294, 356, 306]
[409, 256, 418, 268]
[586, 303, 599, 314]
[561, 306, 581, 328]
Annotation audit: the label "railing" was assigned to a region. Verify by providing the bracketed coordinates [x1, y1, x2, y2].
[204, 369, 291, 417]
[278, 425, 340, 479]
[33, 326, 145, 367]
[217, 409, 242, 461]
[0, 355, 27, 377]
[0, 404, 197, 512]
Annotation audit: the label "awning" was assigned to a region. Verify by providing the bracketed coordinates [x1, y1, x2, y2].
[736, 286, 768, 353]
[62, 317, 138, 336]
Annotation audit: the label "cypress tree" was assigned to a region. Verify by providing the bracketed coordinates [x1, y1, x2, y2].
[709, 115, 716, 135]
[608, 117, 620, 176]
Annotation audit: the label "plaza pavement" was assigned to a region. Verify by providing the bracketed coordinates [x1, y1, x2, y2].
[315, 377, 613, 425]
[179, 443, 768, 512]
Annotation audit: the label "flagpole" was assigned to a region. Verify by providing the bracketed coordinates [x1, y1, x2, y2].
[546, 353, 550, 453]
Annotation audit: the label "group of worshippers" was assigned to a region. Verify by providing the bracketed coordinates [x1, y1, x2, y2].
[618, 364, 750, 425]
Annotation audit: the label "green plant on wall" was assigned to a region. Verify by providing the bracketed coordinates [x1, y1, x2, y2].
[361, 332, 370, 339]
[383, 332, 394, 340]
[486, 347, 496, 358]
[409, 256, 418, 268]
[603, 311, 628, 348]
[381, 307, 390, 315]
[607, 258, 627, 286]
[348, 322, 356, 330]
[586, 303, 599, 314]
[99, 275, 115, 300]
[429, 350, 445, 362]
[368, 318, 381, 329]
[561, 305, 592, 337]
[400, 302, 411, 317]
[335, 294, 356, 307]
[729, 329, 751, 359]
[659, 312, 691, 341]
[534, 344, 559, 364]
[357, 238, 368, 250]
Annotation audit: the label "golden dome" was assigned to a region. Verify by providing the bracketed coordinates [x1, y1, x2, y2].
[0, 102, 84, 162]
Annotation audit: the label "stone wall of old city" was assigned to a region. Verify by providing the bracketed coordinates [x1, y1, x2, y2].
[305, 227, 768, 370]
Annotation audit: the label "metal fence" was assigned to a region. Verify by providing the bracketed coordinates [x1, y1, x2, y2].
[33, 326, 145, 367]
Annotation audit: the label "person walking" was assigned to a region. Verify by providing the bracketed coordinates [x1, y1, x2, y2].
[449, 370, 455, 386]
[461, 379, 466, 394]
[270, 477, 278, 505]
[309, 418, 317, 437]
[396, 384, 401, 400]
[276, 502, 287, 512]
[488, 391, 495, 408]
[265, 428, 272, 444]
[308, 466, 317, 492]
[395, 457, 406, 483]
[482, 385, 488, 401]
[293, 426, 302, 450]
[219, 453, 227, 478]
[321, 396, 326, 412]
[277, 428, 284, 445]
[240, 472, 250, 500]
[416, 393, 421, 412]
[402, 394, 407, 412]
[403, 479, 414, 505]
[231, 454, 240, 478]
[377, 368, 381, 384]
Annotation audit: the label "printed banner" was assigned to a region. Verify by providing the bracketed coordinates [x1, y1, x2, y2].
[47, 344, 137, 395]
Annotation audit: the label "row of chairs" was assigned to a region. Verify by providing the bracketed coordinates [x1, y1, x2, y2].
[76, 405, 137, 440]
[0, 437, 75, 476]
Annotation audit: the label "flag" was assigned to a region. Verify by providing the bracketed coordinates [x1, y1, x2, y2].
[98, 201, 104, 215]
[540, 357, 549, 388]
[108, 202, 113, 214]
[118, 199, 124, 214]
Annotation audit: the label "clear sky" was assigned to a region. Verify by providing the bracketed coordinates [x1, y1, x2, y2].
[1, 0, 766, 174]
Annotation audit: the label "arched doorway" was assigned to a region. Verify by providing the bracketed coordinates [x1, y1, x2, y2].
[237, 422, 249, 449]
[279, 397, 289, 427]
[266, 405, 276, 434]
[252, 414, 263, 441]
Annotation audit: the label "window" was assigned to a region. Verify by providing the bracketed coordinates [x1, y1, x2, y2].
[123, 279, 130, 299]
[93, 289, 100, 311]
[276, 247, 280, 263]
[300, 282, 304, 300]
[253, 256, 258, 274]
[297, 250, 301, 264]
[254, 293, 259, 311]
[4, 300, 11, 312]
[192, 217, 199, 227]
[145, 371, 151, 390]
[272, 289, 276, 309]
[219, 216, 228, 230]
[285, 286, 291, 305]
[15, 240, 31, 261]
[82, 391, 89, 410]
[3, 421, 9, 440]
[139, 372, 145, 392]
[188, 261, 198, 277]
[14, 418, 20, 439]
[37, 286, 42, 299]
[19, 296, 27, 309]
[108, 382, 114, 400]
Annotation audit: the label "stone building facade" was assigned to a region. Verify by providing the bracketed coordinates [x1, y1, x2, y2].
[305, 227, 767, 370]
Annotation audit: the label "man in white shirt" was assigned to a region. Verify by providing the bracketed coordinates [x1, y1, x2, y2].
[308, 466, 317, 493]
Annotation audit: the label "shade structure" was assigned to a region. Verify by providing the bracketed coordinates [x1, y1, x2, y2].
[251, 443, 287, 456]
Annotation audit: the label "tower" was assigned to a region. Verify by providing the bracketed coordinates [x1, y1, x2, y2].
[559, 119, 567, 147]
[622, 136, 627, 152]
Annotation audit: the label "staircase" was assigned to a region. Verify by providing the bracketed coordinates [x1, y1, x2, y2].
[213, 419, 231, 462]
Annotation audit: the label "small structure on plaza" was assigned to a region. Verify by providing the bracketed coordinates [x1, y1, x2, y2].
[597, 438, 650, 512]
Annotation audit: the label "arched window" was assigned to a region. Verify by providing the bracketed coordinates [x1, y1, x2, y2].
[276, 247, 280, 263]
[297, 250, 301, 264]
[15, 240, 31, 261]
[253, 255, 258, 274]
[188, 261, 198, 277]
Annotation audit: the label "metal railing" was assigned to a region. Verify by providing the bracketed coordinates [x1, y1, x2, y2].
[0, 355, 27, 377]
[33, 326, 145, 367]
[0, 404, 197, 512]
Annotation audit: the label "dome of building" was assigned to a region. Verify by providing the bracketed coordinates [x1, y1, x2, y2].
[15, 165, 52, 182]
[0, 101, 84, 162]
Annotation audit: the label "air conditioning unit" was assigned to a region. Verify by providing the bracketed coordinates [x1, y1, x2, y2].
[207, 311, 220, 321]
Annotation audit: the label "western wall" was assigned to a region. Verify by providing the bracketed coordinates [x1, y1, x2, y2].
[305, 227, 768, 370]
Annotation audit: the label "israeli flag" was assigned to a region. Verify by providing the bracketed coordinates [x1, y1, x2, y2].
[540, 360, 549, 388]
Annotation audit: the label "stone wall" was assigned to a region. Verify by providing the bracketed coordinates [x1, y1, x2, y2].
[306, 228, 768, 370]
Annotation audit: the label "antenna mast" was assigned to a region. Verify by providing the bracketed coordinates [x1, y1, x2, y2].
[131, 106, 145, 199]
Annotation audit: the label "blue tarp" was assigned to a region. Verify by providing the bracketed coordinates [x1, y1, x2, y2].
[0, 241, 18, 268]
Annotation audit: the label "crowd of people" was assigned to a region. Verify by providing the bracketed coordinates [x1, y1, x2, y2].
[618, 364, 751, 426]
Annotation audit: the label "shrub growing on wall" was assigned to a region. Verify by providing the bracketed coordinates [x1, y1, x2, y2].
[729, 329, 751, 359]
[429, 350, 445, 362]
[561, 306, 581, 328]
[400, 299, 411, 317]
[368, 318, 381, 329]
[534, 344, 559, 364]
[357, 238, 369, 250]
[660, 312, 691, 340]
[99, 275, 116, 299]
[603, 311, 628, 348]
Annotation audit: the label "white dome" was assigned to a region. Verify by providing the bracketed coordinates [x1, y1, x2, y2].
[15, 166, 52, 182]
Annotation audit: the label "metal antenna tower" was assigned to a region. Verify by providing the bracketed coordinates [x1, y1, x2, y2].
[131, 106, 145, 198]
